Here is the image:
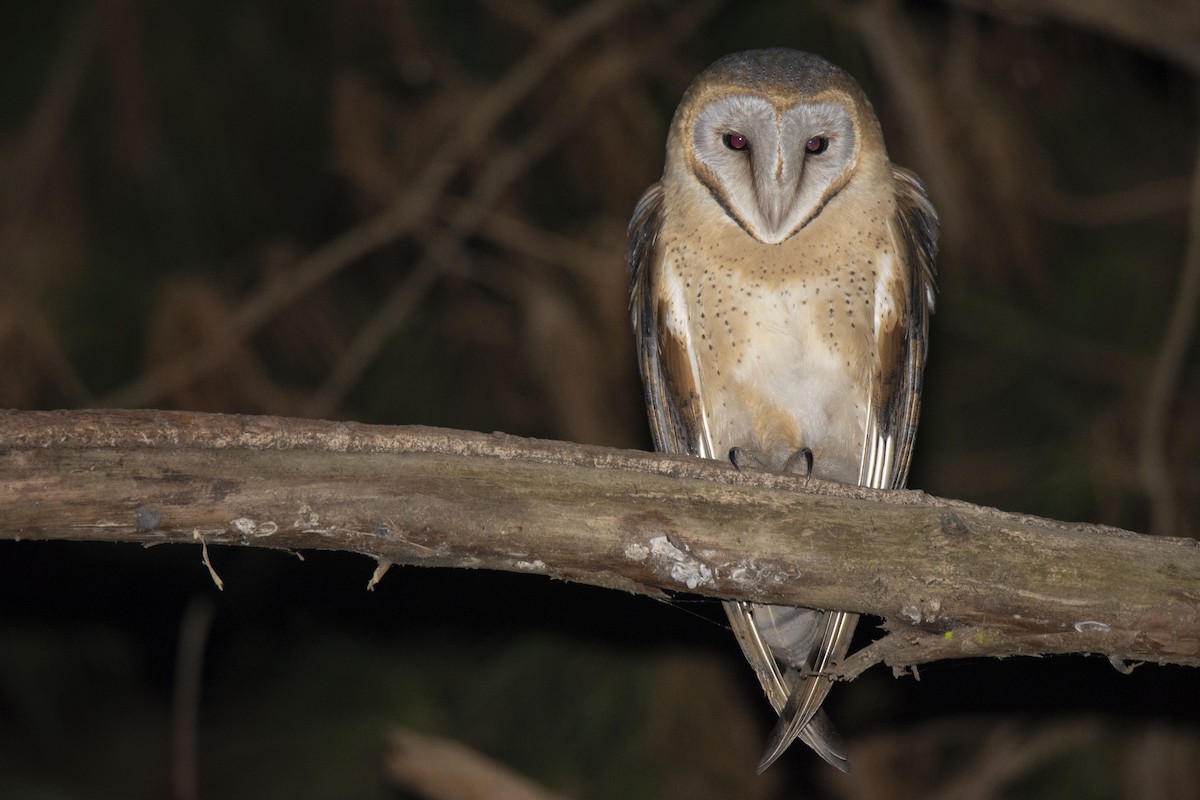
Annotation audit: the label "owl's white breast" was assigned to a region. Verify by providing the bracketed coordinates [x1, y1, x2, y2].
[658, 190, 884, 483]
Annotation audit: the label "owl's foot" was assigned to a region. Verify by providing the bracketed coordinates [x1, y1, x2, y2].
[728, 446, 766, 472]
[781, 447, 815, 480]
[728, 446, 814, 483]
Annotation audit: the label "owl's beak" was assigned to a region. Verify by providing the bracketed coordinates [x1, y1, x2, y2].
[760, 190, 791, 232]
[753, 157, 801, 243]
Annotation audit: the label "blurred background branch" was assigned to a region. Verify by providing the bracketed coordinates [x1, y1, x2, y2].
[1139, 117, 1200, 536]
[942, 0, 1200, 74]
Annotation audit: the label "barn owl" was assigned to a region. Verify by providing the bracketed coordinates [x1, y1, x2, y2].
[628, 49, 937, 772]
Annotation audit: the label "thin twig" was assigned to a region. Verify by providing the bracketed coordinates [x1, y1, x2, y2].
[931, 721, 1096, 800]
[385, 728, 568, 800]
[938, 0, 1200, 74]
[302, 53, 633, 417]
[170, 595, 215, 800]
[479, 211, 613, 279]
[1037, 175, 1194, 228]
[0, 8, 98, 275]
[98, 0, 637, 410]
[1138, 107, 1200, 536]
[847, 0, 968, 254]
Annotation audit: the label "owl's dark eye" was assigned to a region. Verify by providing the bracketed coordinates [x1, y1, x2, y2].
[723, 132, 749, 151]
[805, 136, 830, 155]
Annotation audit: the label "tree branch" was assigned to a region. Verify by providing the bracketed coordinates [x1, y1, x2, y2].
[938, 0, 1200, 75]
[2, 409, 1197, 678]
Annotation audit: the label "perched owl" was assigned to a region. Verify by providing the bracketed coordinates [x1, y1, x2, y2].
[628, 49, 937, 772]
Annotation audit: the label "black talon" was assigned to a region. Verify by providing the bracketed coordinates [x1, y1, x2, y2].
[729, 446, 770, 472]
[782, 447, 814, 483]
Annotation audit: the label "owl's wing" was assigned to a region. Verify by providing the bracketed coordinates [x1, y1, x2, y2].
[629, 182, 712, 458]
[864, 166, 938, 491]
[630, 182, 851, 773]
[756, 167, 938, 772]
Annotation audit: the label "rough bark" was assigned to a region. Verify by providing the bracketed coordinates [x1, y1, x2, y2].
[1, 409, 1197, 677]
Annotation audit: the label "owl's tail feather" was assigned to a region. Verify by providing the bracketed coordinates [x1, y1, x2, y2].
[756, 609, 855, 771]
[784, 708, 849, 773]
[758, 674, 849, 773]
[724, 602, 856, 772]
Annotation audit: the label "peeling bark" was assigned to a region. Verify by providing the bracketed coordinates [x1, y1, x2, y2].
[1, 409, 1197, 676]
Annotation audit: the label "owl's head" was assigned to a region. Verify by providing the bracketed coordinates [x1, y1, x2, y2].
[666, 49, 887, 245]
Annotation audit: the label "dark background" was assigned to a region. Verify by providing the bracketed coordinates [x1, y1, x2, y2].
[1, 1, 1198, 797]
